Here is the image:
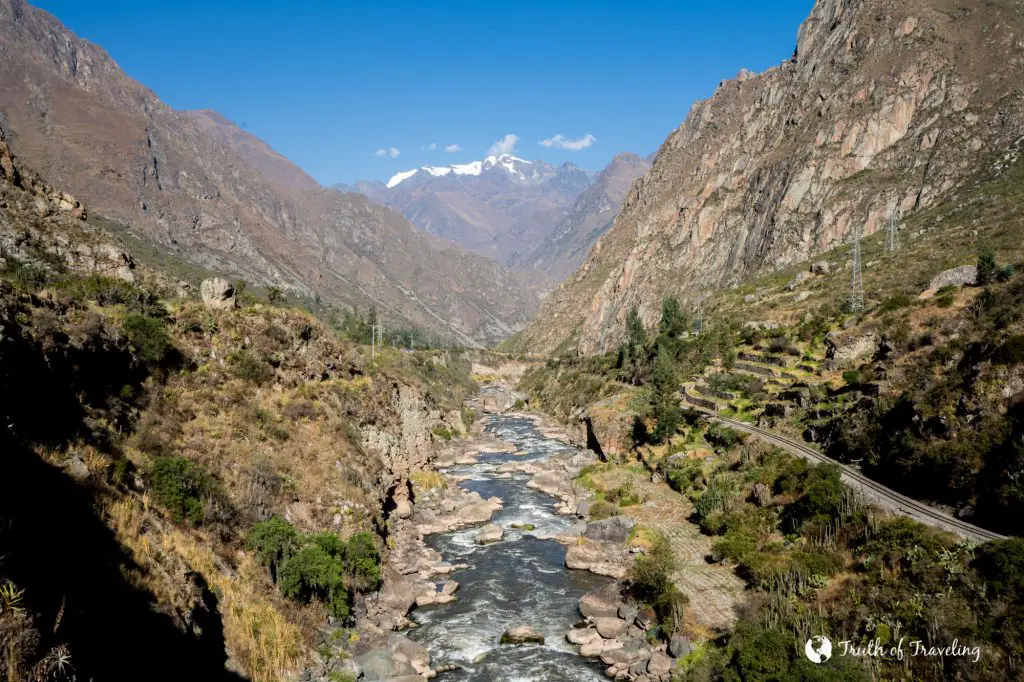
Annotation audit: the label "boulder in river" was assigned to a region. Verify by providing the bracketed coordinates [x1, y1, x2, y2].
[500, 625, 545, 645]
[566, 627, 601, 645]
[474, 523, 503, 544]
[579, 587, 623, 619]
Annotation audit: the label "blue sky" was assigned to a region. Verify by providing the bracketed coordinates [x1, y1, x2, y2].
[34, 1, 814, 185]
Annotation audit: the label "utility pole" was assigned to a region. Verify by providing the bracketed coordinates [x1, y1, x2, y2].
[886, 210, 901, 253]
[850, 224, 865, 313]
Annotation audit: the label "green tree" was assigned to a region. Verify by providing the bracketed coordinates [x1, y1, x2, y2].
[247, 517, 299, 581]
[122, 313, 171, 364]
[650, 345, 680, 443]
[977, 245, 998, 285]
[659, 297, 687, 338]
[626, 307, 647, 351]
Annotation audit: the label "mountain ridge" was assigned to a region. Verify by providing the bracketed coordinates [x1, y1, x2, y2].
[0, 0, 538, 347]
[517, 0, 1024, 355]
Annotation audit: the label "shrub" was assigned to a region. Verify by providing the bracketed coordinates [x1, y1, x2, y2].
[248, 517, 300, 579]
[589, 500, 619, 520]
[993, 335, 1024, 365]
[343, 531, 382, 592]
[997, 264, 1015, 283]
[879, 294, 913, 313]
[228, 350, 272, 384]
[150, 455, 225, 525]
[977, 245, 998, 285]
[278, 544, 349, 618]
[842, 369, 861, 386]
[630, 534, 687, 634]
[269, 530, 381, 620]
[936, 293, 955, 308]
[122, 313, 171, 364]
[432, 426, 453, 441]
[703, 423, 745, 448]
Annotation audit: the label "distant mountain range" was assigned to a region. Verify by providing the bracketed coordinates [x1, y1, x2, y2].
[0, 0, 539, 347]
[341, 152, 649, 280]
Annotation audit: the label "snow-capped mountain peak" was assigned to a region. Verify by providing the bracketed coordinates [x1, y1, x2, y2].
[386, 153, 536, 188]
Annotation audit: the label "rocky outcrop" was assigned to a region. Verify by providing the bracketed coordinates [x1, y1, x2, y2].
[825, 329, 880, 369]
[0, 125, 138, 283]
[200, 278, 237, 311]
[518, 0, 1024, 355]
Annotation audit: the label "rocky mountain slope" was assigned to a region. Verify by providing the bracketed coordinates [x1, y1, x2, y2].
[0, 0, 538, 347]
[510, 152, 651, 283]
[518, 0, 1024, 355]
[346, 154, 594, 267]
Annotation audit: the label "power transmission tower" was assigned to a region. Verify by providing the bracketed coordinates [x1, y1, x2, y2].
[850, 224, 865, 313]
[886, 210, 901, 253]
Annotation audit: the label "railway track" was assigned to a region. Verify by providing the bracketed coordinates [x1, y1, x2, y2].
[690, 409, 1007, 543]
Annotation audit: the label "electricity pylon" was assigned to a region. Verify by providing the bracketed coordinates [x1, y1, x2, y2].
[850, 224, 864, 313]
[886, 211, 901, 253]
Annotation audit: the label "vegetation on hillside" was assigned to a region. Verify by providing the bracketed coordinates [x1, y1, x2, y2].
[0, 247, 474, 681]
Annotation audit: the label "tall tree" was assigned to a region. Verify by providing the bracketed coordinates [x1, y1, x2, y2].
[651, 344, 680, 443]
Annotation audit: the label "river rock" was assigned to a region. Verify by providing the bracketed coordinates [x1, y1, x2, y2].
[594, 617, 629, 639]
[501, 625, 545, 645]
[579, 587, 622, 619]
[647, 651, 673, 676]
[355, 650, 415, 681]
[583, 516, 636, 543]
[580, 637, 622, 657]
[566, 627, 601, 645]
[566, 541, 628, 577]
[474, 523, 503, 544]
[618, 602, 639, 622]
[635, 606, 656, 630]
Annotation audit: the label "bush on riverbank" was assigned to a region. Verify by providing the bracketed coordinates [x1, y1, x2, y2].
[248, 519, 381, 619]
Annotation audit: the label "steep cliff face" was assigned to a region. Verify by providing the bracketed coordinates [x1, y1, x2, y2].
[520, 0, 1024, 355]
[0, 0, 539, 347]
[510, 152, 652, 283]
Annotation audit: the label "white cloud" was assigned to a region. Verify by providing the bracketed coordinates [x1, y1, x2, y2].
[421, 142, 437, 151]
[538, 133, 596, 151]
[488, 134, 519, 156]
[445, 144, 462, 153]
[375, 147, 401, 159]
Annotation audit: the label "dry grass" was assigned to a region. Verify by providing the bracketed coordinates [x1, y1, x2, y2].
[106, 496, 305, 682]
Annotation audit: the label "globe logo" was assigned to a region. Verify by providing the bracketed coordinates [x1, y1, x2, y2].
[805, 635, 833, 663]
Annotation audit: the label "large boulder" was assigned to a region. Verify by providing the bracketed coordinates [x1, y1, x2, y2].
[583, 516, 636, 544]
[474, 523, 503, 544]
[200, 278, 237, 311]
[501, 625, 545, 645]
[594, 617, 629, 639]
[355, 650, 414, 681]
[565, 541, 628, 578]
[923, 265, 977, 296]
[579, 586, 623, 619]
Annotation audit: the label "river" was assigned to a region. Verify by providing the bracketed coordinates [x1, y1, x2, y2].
[408, 413, 613, 681]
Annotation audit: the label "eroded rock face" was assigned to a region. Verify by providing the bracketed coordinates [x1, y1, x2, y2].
[825, 329, 880, 369]
[517, 0, 1024, 355]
